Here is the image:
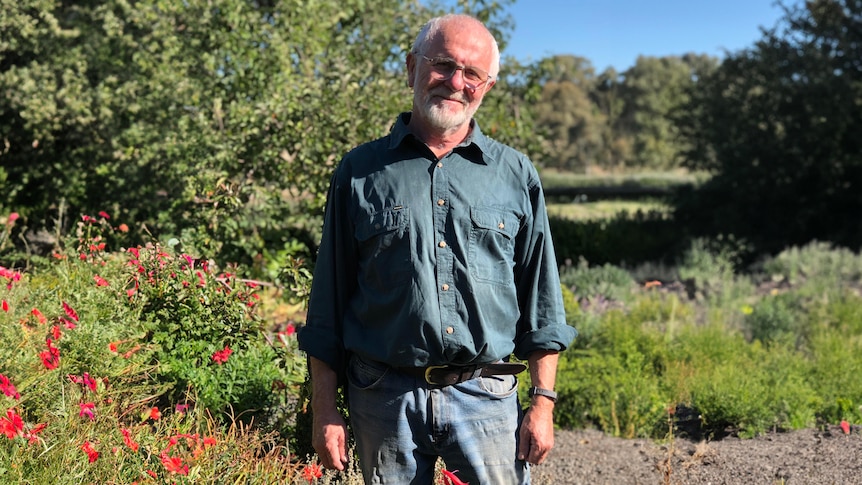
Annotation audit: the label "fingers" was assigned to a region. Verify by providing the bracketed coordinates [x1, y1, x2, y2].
[312, 417, 349, 471]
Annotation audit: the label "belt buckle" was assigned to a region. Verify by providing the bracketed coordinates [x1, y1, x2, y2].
[424, 365, 449, 385]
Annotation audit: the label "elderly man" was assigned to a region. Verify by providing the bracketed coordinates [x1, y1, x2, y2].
[298, 13, 577, 485]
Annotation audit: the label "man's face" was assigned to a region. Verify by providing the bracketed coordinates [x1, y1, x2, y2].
[407, 22, 496, 132]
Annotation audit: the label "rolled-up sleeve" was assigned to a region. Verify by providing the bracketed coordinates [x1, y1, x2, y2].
[298, 169, 357, 373]
[512, 173, 578, 360]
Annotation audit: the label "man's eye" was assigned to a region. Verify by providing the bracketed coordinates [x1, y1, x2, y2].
[433, 59, 456, 70]
[464, 68, 482, 81]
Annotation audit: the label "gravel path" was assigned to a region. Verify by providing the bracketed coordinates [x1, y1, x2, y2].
[535, 425, 862, 485]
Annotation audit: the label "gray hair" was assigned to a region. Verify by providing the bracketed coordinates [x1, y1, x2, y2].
[412, 14, 500, 79]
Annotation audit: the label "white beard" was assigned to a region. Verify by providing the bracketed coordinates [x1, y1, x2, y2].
[415, 88, 480, 131]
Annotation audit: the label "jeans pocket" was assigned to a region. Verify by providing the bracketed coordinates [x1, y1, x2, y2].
[455, 374, 518, 399]
[347, 355, 390, 391]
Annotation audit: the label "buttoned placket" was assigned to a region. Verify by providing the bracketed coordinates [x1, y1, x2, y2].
[432, 156, 458, 352]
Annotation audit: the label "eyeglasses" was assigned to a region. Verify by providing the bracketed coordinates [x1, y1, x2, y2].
[420, 55, 493, 90]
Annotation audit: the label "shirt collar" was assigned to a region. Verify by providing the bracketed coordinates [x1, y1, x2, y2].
[388, 112, 493, 165]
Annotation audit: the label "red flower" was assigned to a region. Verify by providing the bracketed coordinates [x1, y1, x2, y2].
[0, 374, 20, 400]
[160, 453, 189, 475]
[1, 300, 8, 312]
[98, 211, 110, 220]
[121, 428, 140, 452]
[81, 441, 99, 463]
[1, 409, 24, 439]
[58, 316, 77, 330]
[39, 339, 60, 370]
[302, 462, 323, 483]
[148, 406, 161, 421]
[26, 422, 46, 445]
[31, 308, 47, 324]
[841, 420, 851, 435]
[441, 469, 469, 485]
[51, 325, 61, 340]
[93, 275, 109, 287]
[211, 346, 232, 365]
[79, 402, 96, 421]
[62, 301, 79, 322]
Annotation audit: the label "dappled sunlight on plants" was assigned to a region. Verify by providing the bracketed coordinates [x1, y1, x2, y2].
[0, 213, 320, 483]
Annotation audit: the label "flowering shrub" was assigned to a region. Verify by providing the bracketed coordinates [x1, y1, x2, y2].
[0, 213, 315, 483]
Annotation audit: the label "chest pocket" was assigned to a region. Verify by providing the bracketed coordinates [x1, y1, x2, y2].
[469, 206, 519, 286]
[355, 207, 412, 287]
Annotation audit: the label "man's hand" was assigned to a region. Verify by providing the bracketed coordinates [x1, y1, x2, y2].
[518, 350, 560, 465]
[308, 357, 349, 470]
[312, 408, 349, 470]
[518, 398, 555, 465]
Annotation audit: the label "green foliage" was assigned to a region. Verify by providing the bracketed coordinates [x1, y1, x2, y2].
[677, 0, 862, 254]
[743, 292, 806, 346]
[760, 241, 862, 289]
[556, 309, 668, 438]
[0, 0, 523, 274]
[550, 209, 684, 267]
[676, 237, 754, 313]
[559, 258, 636, 302]
[0, 225, 317, 482]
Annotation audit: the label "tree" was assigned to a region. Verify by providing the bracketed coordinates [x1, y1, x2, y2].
[532, 55, 604, 172]
[678, 0, 862, 254]
[0, 0, 525, 275]
[618, 55, 713, 170]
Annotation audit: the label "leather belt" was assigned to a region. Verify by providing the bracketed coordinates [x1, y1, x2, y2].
[396, 362, 527, 386]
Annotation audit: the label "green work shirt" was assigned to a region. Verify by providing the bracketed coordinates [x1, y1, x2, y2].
[298, 113, 577, 372]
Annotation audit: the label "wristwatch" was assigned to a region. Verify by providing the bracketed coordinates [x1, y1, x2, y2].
[528, 386, 557, 403]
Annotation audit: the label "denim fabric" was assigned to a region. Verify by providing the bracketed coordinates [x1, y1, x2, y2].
[299, 113, 577, 372]
[347, 355, 529, 485]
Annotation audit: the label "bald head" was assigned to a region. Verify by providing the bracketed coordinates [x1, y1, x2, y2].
[412, 14, 500, 79]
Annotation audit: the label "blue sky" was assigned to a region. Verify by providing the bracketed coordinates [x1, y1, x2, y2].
[498, 0, 789, 72]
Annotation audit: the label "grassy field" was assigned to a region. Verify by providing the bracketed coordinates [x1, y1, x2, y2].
[540, 169, 697, 221]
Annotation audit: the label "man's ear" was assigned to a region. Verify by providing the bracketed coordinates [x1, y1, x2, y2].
[483, 79, 496, 93]
[406, 52, 416, 88]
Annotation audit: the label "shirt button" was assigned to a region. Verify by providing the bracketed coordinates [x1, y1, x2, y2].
[446, 326, 454, 334]
[498, 222, 505, 229]
[437, 199, 445, 206]
[441, 283, 450, 291]
[438, 241, 447, 248]
[437, 162, 443, 168]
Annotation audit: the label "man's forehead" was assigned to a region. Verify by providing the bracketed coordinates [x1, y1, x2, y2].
[425, 27, 492, 62]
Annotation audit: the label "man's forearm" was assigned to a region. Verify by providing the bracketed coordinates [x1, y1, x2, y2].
[527, 350, 559, 409]
[309, 356, 340, 413]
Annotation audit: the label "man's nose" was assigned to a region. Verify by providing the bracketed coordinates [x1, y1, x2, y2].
[445, 67, 468, 91]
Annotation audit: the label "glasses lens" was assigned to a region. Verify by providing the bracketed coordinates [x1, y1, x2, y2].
[463, 67, 485, 84]
[425, 56, 488, 86]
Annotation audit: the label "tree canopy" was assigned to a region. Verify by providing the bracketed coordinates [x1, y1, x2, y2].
[677, 0, 862, 254]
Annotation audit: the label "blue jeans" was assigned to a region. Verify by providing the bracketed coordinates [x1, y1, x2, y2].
[346, 355, 530, 485]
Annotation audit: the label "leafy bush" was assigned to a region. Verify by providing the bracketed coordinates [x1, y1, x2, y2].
[759, 241, 862, 291]
[0, 220, 313, 483]
[556, 309, 669, 438]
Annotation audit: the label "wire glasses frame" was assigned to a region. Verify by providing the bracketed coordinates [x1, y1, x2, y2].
[420, 55, 493, 90]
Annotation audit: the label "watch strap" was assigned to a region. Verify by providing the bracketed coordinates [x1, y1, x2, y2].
[528, 386, 557, 402]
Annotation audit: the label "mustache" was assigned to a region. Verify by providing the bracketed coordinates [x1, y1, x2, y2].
[427, 89, 468, 105]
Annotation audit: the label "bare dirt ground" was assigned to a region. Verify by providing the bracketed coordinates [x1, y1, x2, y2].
[536, 425, 862, 485]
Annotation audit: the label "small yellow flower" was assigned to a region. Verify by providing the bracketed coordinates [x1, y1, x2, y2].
[741, 304, 754, 315]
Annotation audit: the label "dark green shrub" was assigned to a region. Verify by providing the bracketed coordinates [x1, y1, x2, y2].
[549, 210, 686, 268]
[743, 293, 806, 347]
[559, 258, 636, 302]
[556, 310, 669, 438]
